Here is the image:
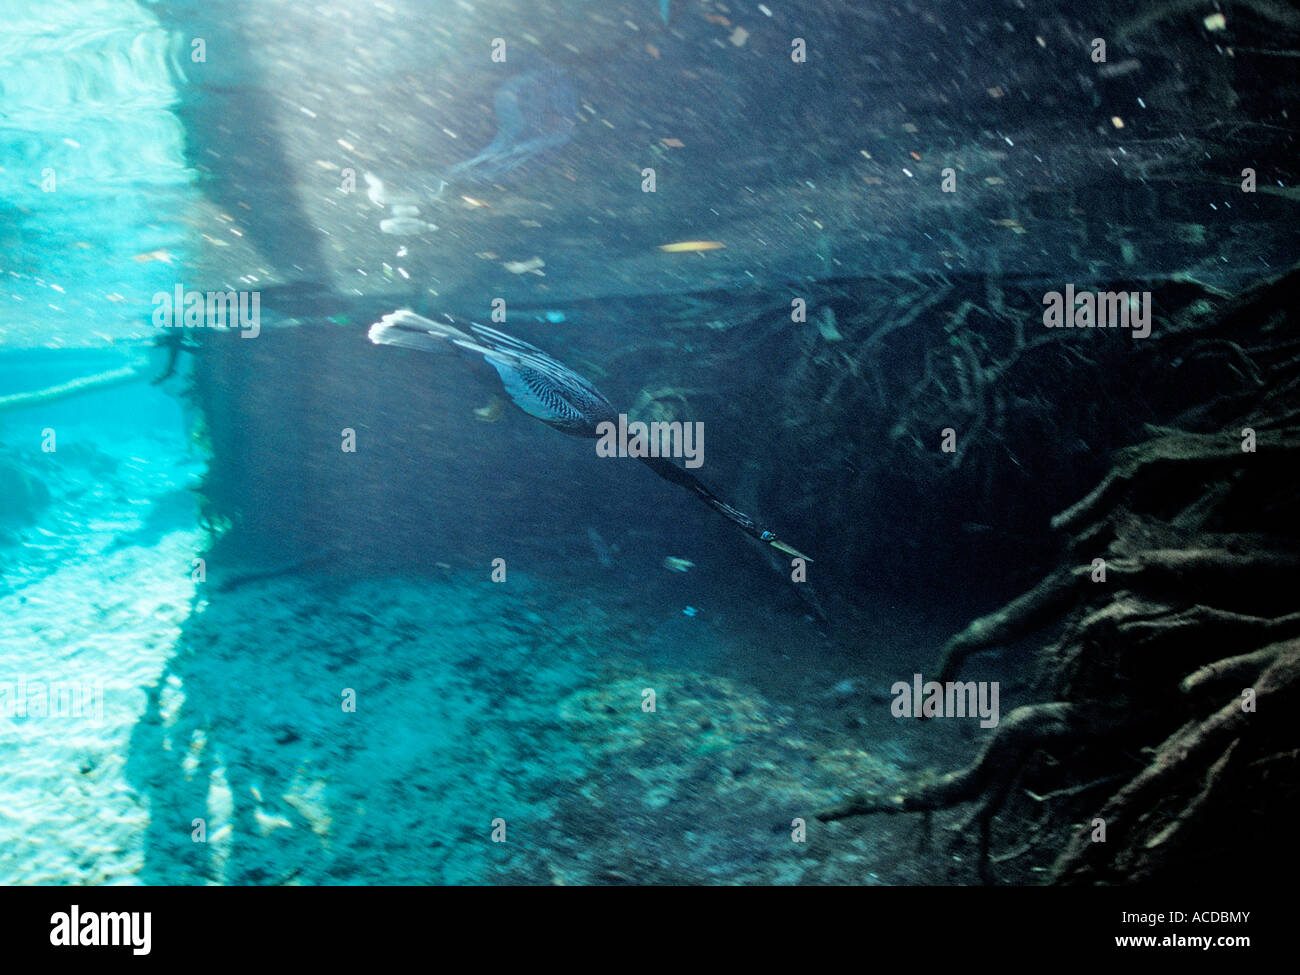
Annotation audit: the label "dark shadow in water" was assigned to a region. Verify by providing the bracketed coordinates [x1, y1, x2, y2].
[104, 488, 200, 554]
[123, 570, 594, 885]
[150, 1, 331, 285]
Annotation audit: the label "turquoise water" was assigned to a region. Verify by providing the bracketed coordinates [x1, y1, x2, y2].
[2, 0, 1297, 885]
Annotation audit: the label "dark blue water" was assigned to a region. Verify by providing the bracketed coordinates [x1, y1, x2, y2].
[2, 0, 1296, 888]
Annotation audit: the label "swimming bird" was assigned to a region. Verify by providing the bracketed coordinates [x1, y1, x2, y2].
[368, 309, 811, 561]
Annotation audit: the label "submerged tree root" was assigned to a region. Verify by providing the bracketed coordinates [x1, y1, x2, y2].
[820, 704, 1080, 820]
[819, 266, 1300, 884]
[1052, 637, 1300, 882]
[0, 358, 148, 414]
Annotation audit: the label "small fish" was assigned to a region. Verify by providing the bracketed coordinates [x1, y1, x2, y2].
[132, 249, 174, 264]
[380, 217, 437, 235]
[503, 256, 546, 275]
[658, 240, 725, 253]
[473, 396, 505, 422]
[663, 556, 694, 572]
[815, 307, 842, 341]
[364, 171, 424, 207]
[586, 526, 614, 568]
[364, 172, 388, 207]
[1097, 58, 1142, 79]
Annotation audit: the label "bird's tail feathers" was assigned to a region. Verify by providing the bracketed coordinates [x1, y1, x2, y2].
[368, 309, 481, 354]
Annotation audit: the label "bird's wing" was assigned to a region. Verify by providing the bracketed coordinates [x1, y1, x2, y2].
[470, 322, 615, 418]
[372, 311, 615, 430]
[482, 355, 585, 424]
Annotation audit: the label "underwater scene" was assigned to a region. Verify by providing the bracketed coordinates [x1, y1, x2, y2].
[1, 0, 1298, 890]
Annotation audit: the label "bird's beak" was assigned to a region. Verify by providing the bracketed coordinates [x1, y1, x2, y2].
[769, 538, 813, 562]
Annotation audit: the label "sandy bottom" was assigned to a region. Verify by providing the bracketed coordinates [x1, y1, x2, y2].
[1, 396, 984, 885]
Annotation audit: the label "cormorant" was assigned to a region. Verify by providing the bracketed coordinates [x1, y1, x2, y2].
[368, 309, 811, 561]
